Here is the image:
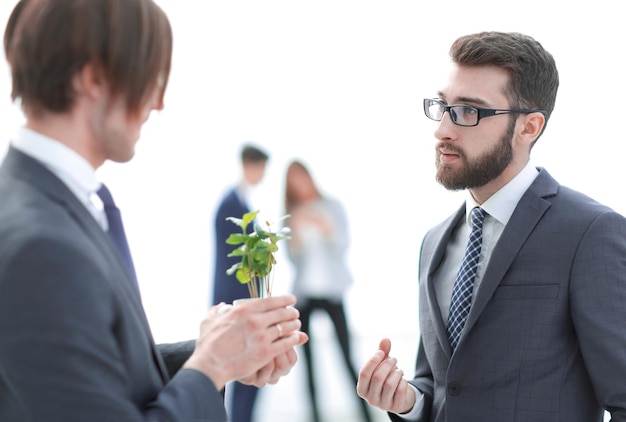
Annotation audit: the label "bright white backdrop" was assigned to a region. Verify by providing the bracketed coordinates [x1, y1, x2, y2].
[1, 2, 624, 420]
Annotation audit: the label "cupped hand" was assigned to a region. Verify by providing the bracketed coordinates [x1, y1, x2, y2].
[239, 331, 308, 386]
[184, 295, 307, 390]
[356, 338, 415, 414]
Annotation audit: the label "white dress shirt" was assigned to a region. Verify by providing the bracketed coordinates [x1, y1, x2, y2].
[10, 127, 107, 230]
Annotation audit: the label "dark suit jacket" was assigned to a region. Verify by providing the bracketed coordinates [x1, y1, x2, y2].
[393, 168, 626, 422]
[212, 188, 252, 305]
[0, 147, 227, 421]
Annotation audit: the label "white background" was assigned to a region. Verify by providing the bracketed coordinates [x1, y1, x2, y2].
[1, 1, 623, 420]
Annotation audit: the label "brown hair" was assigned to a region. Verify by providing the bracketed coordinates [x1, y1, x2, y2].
[450, 32, 559, 141]
[4, 0, 173, 117]
[284, 160, 321, 213]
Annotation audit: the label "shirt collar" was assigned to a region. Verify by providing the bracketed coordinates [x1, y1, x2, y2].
[11, 127, 107, 230]
[11, 126, 101, 196]
[465, 161, 539, 226]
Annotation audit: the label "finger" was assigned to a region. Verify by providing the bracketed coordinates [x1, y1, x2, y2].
[366, 356, 399, 401]
[217, 303, 233, 315]
[359, 349, 387, 382]
[247, 294, 297, 312]
[238, 370, 264, 387]
[271, 348, 299, 384]
[266, 306, 300, 328]
[356, 350, 388, 397]
[270, 319, 301, 342]
[240, 350, 295, 387]
[378, 367, 406, 409]
[255, 360, 275, 386]
[229, 301, 299, 339]
[295, 331, 309, 346]
[267, 350, 296, 384]
[237, 359, 275, 387]
[272, 330, 308, 346]
[379, 338, 391, 356]
[207, 302, 226, 316]
[266, 332, 305, 358]
[259, 347, 298, 385]
[257, 348, 297, 386]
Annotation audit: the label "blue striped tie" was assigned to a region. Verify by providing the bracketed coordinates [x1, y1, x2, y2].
[447, 207, 487, 351]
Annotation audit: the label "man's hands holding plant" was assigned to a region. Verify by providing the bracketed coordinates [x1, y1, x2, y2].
[185, 294, 308, 390]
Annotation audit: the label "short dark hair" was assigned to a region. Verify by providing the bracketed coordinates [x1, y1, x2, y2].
[4, 0, 172, 117]
[450, 32, 559, 140]
[241, 144, 269, 163]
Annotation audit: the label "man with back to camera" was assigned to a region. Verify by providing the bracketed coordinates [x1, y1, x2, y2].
[357, 31, 626, 421]
[0, 0, 307, 420]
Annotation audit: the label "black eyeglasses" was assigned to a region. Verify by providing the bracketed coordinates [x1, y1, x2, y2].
[423, 98, 546, 127]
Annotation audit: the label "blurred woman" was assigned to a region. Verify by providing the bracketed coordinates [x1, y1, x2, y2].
[284, 160, 372, 422]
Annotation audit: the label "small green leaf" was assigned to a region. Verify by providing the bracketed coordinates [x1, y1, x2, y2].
[242, 210, 259, 231]
[236, 269, 252, 284]
[227, 248, 245, 258]
[226, 233, 249, 245]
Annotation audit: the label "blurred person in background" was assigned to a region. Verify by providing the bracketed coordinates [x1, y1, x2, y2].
[284, 160, 372, 422]
[212, 143, 270, 422]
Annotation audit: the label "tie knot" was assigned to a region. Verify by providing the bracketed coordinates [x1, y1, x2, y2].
[97, 184, 116, 209]
[470, 207, 487, 229]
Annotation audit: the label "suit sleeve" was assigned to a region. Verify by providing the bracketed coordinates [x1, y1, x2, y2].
[0, 233, 226, 422]
[157, 340, 194, 378]
[570, 210, 626, 420]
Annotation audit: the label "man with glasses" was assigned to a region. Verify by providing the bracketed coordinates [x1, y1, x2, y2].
[357, 31, 626, 421]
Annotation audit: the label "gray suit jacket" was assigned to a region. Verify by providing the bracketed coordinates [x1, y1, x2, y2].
[0, 147, 227, 421]
[395, 168, 626, 422]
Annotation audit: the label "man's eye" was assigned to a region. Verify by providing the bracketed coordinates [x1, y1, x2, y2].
[461, 106, 477, 116]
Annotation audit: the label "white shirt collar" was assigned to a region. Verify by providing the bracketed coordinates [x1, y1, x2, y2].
[465, 161, 539, 226]
[11, 126, 107, 229]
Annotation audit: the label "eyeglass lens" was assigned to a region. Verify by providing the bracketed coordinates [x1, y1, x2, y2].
[425, 99, 477, 126]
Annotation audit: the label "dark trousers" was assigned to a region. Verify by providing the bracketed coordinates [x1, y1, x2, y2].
[228, 382, 259, 422]
[298, 298, 372, 422]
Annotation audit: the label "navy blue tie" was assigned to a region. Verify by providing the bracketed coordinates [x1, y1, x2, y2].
[447, 207, 487, 351]
[97, 184, 139, 296]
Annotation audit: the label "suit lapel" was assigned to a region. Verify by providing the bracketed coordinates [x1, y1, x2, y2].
[461, 169, 559, 341]
[2, 147, 170, 382]
[423, 205, 466, 359]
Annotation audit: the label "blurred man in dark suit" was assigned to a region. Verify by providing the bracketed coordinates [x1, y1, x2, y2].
[212, 144, 269, 422]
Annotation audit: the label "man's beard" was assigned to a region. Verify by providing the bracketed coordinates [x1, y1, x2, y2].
[435, 118, 515, 191]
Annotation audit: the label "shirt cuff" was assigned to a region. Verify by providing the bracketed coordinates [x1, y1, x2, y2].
[394, 384, 424, 421]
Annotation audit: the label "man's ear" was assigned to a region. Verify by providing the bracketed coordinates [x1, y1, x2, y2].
[72, 63, 105, 100]
[519, 112, 546, 145]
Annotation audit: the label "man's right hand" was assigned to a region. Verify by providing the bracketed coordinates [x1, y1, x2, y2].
[357, 338, 416, 414]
